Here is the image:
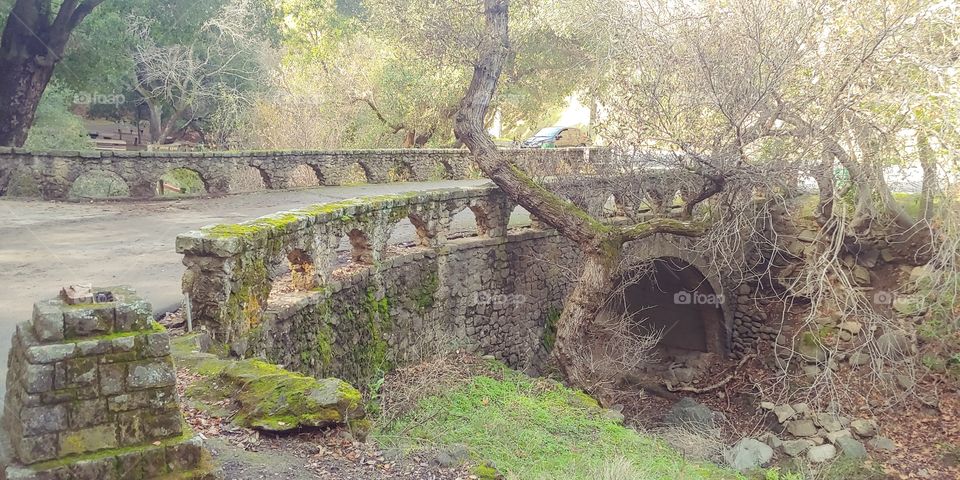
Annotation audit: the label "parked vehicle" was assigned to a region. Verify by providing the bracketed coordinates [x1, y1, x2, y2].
[520, 126, 589, 148]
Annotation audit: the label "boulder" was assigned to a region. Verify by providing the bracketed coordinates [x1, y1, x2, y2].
[838, 321, 862, 335]
[836, 436, 867, 459]
[215, 359, 365, 432]
[724, 438, 773, 473]
[807, 444, 837, 463]
[663, 398, 720, 431]
[850, 419, 878, 438]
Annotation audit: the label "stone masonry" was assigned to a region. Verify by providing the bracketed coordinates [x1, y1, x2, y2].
[177, 182, 769, 386]
[2, 287, 215, 480]
[0, 147, 606, 200]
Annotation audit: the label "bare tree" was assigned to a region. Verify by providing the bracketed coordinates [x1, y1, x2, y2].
[128, 0, 263, 145]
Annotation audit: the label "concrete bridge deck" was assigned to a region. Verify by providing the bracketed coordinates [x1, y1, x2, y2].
[0, 180, 528, 405]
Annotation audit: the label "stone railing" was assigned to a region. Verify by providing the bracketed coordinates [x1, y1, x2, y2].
[0, 146, 608, 200]
[175, 180, 768, 384]
[177, 185, 520, 344]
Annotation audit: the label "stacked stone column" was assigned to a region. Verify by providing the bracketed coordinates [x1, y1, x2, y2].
[2, 286, 215, 479]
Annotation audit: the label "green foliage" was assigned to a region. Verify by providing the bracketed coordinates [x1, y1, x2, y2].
[374, 365, 739, 480]
[24, 85, 94, 151]
[159, 168, 207, 196]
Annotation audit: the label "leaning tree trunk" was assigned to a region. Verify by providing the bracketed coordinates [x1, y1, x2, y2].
[0, 57, 55, 147]
[552, 251, 620, 386]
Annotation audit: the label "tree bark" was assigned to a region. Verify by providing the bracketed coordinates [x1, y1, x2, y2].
[917, 131, 936, 222]
[0, 0, 105, 146]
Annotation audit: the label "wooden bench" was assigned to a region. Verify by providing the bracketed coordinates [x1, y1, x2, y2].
[93, 138, 128, 151]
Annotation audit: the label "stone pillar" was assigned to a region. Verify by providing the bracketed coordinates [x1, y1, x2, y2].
[2, 286, 217, 480]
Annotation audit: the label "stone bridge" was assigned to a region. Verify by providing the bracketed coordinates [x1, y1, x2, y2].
[0, 147, 606, 200]
[176, 182, 775, 384]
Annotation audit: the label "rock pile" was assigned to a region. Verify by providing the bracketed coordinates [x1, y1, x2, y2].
[758, 403, 897, 462]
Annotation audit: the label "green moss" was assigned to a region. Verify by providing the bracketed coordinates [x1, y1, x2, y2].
[541, 307, 562, 351]
[28, 426, 197, 471]
[414, 272, 440, 312]
[472, 463, 499, 480]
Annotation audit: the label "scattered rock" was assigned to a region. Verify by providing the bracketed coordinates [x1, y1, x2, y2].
[836, 437, 867, 459]
[781, 439, 811, 457]
[803, 365, 821, 379]
[433, 444, 470, 468]
[760, 401, 775, 411]
[792, 403, 810, 416]
[825, 429, 852, 444]
[852, 266, 872, 286]
[896, 374, 916, 390]
[850, 419, 878, 438]
[877, 331, 913, 359]
[807, 444, 837, 463]
[868, 436, 896, 452]
[724, 438, 773, 473]
[603, 409, 625, 423]
[838, 321, 862, 335]
[758, 433, 782, 450]
[848, 352, 871, 367]
[772, 404, 797, 423]
[813, 413, 844, 433]
[663, 398, 720, 432]
[858, 249, 880, 268]
[797, 230, 818, 243]
[786, 419, 817, 437]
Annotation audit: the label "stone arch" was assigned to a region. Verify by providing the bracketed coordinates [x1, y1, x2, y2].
[229, 165, 269, 193]
[431, 159, 453, 180]
[156, 167, 208, 196]
[68, 170, 131, 199]
[388, 161, 414, 182]
[287, 248, 317, 290]
[347, 228, 373, 264]
[344, 162, 370, 185]
[618, 239, 733, 356]
[285, 164, 322, 189]
[617, 257, 725, 354]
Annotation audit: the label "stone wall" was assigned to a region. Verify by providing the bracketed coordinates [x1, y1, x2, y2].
[2, 287, 213, 480]
[175, 182, 774, 385]
[0, 147, 607, 200]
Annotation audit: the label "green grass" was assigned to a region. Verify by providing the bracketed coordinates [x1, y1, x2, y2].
[374, 364, 741, 480]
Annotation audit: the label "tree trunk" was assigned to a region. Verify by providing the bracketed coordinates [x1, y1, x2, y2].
[0, 0, 106, 146]
[0, 57, 55, 146]
[552, 250, 619, 386]
[917, 131, 936, 222]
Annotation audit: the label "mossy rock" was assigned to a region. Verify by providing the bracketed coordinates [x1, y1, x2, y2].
[220, 359, 365, 432]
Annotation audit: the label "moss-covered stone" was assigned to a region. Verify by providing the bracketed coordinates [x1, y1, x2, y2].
[195, 359, 365, 432]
